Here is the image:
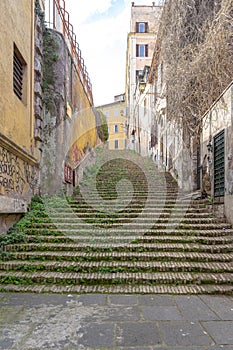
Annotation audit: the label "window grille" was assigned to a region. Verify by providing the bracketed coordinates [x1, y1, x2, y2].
[13, 46, 24, 100]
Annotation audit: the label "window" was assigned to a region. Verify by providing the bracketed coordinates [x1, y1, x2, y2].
[136, 22, 148, 33]
[136, 70, 144, 80]
[114, 140, 118, 149]
[136, 44, 148, 57]
[114, 124, 118, 133]
[13, 44, 26, 101]
[105, 111, 109, 117]
[114, 108, 119, 117]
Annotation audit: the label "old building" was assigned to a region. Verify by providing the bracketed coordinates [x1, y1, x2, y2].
[149, 0, 233, 223]
[97, 94, 127, 150]
[0, 0, 40, 232]
[125, 1, 163, 154]
[0, 0, 98, 232]
[201, 83, 233, 224]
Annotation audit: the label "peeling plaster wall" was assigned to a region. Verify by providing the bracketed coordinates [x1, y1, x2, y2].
[0, 0, 39, 232]
[41, 29, 97, 197]
[201, 83, 233, 224]
[224, 85, 233, 224]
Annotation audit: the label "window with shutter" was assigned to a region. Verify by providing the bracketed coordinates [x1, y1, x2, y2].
[13, 44, 26, 102]
[136, 22, 148, 33]
[136, 44, 148, 57]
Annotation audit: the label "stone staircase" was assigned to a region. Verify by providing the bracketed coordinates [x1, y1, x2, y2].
[0, 151, 232, 294]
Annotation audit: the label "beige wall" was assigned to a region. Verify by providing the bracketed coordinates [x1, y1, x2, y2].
[131, 5, 163, 33]
[98, 102, 126, 150]
[126, 4, 163, 152]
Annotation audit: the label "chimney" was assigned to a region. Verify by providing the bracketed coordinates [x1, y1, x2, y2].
[132, 2, 135, 6]
[152, 2, 155, 6]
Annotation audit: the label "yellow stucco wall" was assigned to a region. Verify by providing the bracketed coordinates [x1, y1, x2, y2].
[67, 68, 97, 167]
[0, 0, 34, 152]
[98, 102, 126, 150]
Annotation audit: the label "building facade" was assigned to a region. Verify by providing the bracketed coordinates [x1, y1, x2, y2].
[125, 2, 163, 154]
[201, 83, 233, 224]
[148, 0, 233, 223]
[0, 0, 40, 232]
[97, 94, 127, 150]
[0, 0, 98, 232]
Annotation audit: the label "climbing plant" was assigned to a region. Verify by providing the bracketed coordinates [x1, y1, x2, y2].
[96, 109, 109, 143]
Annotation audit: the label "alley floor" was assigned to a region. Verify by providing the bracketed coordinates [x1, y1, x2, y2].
[0, 293, 233, 350]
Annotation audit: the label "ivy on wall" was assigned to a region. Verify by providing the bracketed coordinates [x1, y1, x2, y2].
[96, 109, 109, 143]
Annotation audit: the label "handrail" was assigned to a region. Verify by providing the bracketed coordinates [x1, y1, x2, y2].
[47, 0, 94, 105]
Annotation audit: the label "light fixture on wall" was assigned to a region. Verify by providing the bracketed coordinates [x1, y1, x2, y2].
[207, 140, 213, 153]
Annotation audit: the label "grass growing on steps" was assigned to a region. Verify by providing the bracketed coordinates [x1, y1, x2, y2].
[1, 150, 232, 294]
[0, 194, 65, 261]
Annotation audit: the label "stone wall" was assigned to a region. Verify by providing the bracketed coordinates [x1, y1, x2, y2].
[40, 29, 97, 197]
[34, 0, 45, 163]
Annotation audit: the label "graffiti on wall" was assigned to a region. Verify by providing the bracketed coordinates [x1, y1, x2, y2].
[0, 146, 38, 196]
[67, 143, 84, 167]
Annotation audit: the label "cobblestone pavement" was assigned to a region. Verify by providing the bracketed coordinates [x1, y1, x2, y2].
[0, 293, 233, 350]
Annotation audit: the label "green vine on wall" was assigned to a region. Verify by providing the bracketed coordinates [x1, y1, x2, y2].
[96, 109, 109, 143]
[42, 29, 60, 110]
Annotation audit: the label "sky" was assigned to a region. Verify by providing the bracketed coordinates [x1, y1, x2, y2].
[63, 0, 162, 106]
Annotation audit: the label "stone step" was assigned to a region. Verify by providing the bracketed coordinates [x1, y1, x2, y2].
[4, 242, 233, 253]
[1, 152, 231, 294]
[47, 212, 213, 218]
[1, 260, 232, 274]
[68, 203, 211, 210]
[9, 250, 232, 263]
[87, 191, 179, 195]
[0, 283, 232, 294]
[24, 228, 233, 237]
[45, 209, 210, 215]
[77, 193, 178, 197]
[38, 217, 224, 224]
[24, 234, 233, 245]
[47, 206, 210, 214]
[0, 270, 232, 285]
[68, 198, 204, 204]
[31, 222, 232, 230]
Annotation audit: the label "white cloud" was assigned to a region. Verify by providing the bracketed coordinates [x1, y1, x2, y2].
[66, 0, 113, 24]
[61, 1, 161, 105]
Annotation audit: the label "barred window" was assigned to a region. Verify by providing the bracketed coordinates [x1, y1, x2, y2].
[13, 45, 26, 101]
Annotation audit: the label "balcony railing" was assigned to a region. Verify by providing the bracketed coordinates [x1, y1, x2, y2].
[45, 0, 94, 106]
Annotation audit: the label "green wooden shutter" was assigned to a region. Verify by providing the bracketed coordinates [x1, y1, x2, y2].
[214, 129, 225, 197]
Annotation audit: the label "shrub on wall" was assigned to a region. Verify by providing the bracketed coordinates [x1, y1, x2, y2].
[96, 109, 109, 143]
